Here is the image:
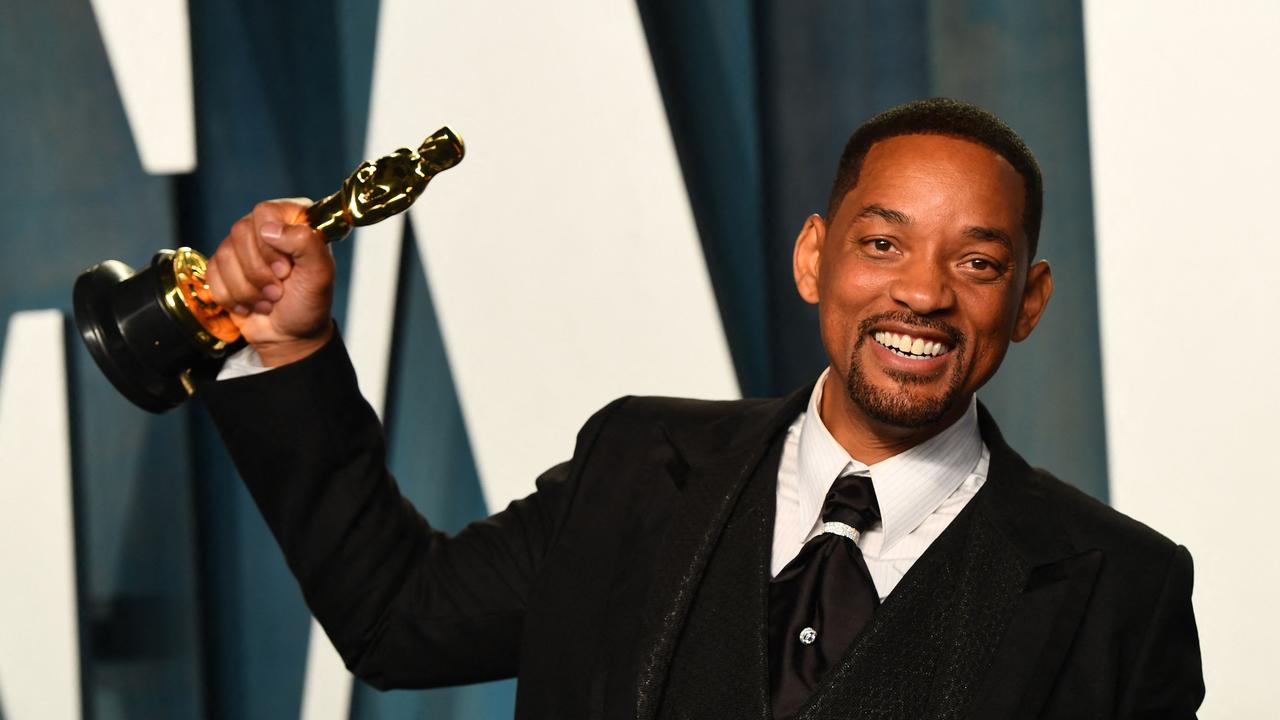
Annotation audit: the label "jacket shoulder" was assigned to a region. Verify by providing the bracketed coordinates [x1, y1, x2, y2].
[1027, 466, 1182, 560]
[607, 394, 783, 428]
[568, 392, 803, 476]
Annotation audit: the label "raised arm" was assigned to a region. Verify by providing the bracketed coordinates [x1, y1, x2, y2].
[195, 201, 612, 687]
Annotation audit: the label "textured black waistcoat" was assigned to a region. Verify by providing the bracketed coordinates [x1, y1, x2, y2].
[654, 434, 1026, 720]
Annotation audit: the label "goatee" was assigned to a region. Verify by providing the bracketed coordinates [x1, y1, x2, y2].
[845, 312, 967, 429]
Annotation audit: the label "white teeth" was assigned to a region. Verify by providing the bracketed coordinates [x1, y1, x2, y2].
[873, 331, 949, 358]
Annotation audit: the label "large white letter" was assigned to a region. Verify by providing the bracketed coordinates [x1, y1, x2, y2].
[87, 0, 195, 174]
[0, 310, 79, 719]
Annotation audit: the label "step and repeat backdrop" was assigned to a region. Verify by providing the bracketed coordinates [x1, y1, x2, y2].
[0, 0, 1274, 717]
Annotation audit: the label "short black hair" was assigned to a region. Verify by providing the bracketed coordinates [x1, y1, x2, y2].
[826, 97, 1044, 258]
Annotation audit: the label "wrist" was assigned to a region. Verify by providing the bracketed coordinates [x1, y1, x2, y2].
[254, 322, 335, 367]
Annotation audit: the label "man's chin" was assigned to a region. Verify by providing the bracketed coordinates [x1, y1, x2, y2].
[846, 375, 959, 430]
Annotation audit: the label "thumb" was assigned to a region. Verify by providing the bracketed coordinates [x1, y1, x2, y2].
[261, 223, 326, 265]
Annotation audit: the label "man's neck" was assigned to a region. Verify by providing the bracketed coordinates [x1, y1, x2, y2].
[817, 372, 973, 466]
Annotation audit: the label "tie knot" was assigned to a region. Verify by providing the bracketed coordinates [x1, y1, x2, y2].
[821, 472, 880, 532]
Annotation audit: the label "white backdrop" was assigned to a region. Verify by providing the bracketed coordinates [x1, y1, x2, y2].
[1084, 1, 1280, 715]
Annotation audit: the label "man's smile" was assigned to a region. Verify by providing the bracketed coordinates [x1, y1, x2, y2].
[871, 330, 951, 359]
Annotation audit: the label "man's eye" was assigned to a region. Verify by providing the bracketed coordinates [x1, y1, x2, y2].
[963, 257, 1003, 275]
[870, 238, 894, 252]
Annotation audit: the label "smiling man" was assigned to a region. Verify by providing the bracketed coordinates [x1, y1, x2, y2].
[200, 98, 1204, 719]
[795, 126, 1051, 453]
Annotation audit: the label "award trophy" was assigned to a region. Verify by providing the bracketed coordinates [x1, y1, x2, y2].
[73, 127, 465, 413]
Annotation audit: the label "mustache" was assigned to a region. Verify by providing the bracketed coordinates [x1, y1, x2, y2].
[856, 311, 965, 348]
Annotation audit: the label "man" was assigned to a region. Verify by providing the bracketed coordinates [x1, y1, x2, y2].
[199, 98, 1203, 718]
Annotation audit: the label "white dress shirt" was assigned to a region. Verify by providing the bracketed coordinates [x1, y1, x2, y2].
[772, 369, 989, 600]
[217, 345, 268, 381]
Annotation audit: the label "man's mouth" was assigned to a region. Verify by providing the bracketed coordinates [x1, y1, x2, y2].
[872, 331, 951, 359]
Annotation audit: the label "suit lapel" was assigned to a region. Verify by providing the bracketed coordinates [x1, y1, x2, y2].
[963, 404, 1104, 720]
[632, 387, 810, 720]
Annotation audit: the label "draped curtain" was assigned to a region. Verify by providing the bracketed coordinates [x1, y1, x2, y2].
[0, 1, 1102, 717]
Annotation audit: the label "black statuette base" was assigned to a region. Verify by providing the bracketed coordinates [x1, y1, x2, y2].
[73, 256, 235, 413]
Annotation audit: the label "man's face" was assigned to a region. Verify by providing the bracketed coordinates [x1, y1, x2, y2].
[793, 134, 1052, 432]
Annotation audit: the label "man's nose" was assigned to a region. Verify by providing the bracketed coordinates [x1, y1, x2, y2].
[887, 257, 956, 315]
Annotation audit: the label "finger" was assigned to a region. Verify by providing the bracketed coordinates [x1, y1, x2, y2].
[259, 224, 294, 281]
[249, 198, 312, 227]
[204, 253, 226, 306]
[251, 201, 302, 280]
[209, 242, 258, 315]
[232, 219, 282, 297]
[261, 223, 327, 266]
[227, 214, 279, 303]
[267, 197, 314, 224]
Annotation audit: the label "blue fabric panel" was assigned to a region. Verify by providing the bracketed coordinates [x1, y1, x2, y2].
[0, 1, 205, 718]
[754, 0, 935, 391]
[640, 0, 933, 395]
[928, 0, 1107, 498]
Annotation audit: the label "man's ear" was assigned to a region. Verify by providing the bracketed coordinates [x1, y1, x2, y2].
[1013, 259, 1053, 342]
[793, 214, 826, 305]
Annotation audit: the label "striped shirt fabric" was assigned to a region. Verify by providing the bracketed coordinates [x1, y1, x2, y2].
[772, 369, 989, 600]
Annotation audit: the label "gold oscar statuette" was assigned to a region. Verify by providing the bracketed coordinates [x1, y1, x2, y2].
[73, 128, 465, 413]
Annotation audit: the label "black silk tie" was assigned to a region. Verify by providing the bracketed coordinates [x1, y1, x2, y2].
[769, 472, 882, 719]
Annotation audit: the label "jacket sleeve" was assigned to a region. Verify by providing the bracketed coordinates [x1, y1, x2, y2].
[195, 331, 625, 689]
[1118, 544, 1205, 719]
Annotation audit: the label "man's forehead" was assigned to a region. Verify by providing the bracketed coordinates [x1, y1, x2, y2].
[848, 135, 1025, 208]
[861, 133, 1020, 177]
[837, 134, 1030, 253]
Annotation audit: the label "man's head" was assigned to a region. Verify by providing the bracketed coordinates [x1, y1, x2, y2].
[793, 98, 1054, 441]
[826, 97, 1044, 258]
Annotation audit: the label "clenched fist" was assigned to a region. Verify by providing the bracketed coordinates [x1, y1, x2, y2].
[204, 198, 336, 367]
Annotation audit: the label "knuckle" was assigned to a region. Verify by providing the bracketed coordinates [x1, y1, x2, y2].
[230, 218, 253, 242]
[212, 243, 234, 267]
[206, 265, 230, 305]
[244, 264, 274, 288]
[285, 225, 315, 244]
[211, 252, 250, 298]
[230, 282, 256, 304]
[258, 239, 287, 259]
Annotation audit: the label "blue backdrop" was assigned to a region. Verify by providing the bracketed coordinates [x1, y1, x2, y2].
[0, 1, 1105, 717]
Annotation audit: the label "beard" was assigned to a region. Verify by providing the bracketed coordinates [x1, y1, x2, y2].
[844, 312, 967, 429]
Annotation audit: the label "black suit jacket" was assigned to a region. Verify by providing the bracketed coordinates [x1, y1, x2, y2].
[199, 333, 1203, 719]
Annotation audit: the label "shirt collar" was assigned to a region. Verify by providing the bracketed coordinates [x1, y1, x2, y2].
[796, 368, 984, 552]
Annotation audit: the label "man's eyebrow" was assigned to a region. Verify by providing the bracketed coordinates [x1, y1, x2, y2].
[964, 225, 1013, 250]
[854, 204, 910, 225]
